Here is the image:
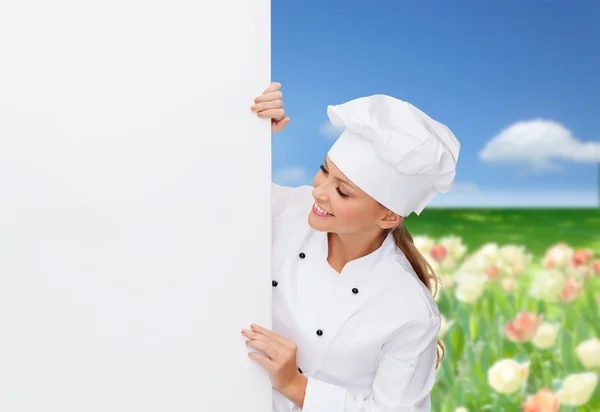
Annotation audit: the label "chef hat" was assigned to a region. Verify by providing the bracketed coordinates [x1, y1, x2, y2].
[326, 94, 460, 216]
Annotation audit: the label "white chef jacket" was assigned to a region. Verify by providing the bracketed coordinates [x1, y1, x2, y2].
[271, 183, 441, 412]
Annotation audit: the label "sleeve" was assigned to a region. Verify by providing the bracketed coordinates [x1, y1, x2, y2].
[272, 182, 313, 223]
[272, 182, 291, 222]
[297, 315, 441, 412]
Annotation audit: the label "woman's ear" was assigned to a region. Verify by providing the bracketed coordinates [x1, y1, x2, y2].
[380, 211, 403, 230]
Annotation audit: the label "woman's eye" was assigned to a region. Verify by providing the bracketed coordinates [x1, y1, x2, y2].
[319, 165, 328, 174]
[336, 187, 349, 198]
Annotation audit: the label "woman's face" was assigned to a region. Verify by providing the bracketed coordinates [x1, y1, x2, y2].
[308, 155, 401, 234]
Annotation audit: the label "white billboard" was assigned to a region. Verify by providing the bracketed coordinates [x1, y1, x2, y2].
[0, 1, 272, 410]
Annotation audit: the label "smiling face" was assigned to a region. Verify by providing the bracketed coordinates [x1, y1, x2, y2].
[308, 155, 402, 234]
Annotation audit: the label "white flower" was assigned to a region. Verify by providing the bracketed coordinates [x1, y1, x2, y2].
[530, 269, 565, 301]
[457, 243, 502, 278]
[487, 359, 530, 394]
[558, 372, 598, 406]
[542, 243, 573, 269]
[499, 244, 532, 276]
[455, 274, 486, 303]
[413, 235, 435, 255]
[479, 243, 500, 265]
[576, 338, 600, 369]
[439, 235, 467, 260]
[501, 277, 517, 293]
[532, 323, 560, 349]
[439, 256, 458, 272]
[457, 255, 487, 276]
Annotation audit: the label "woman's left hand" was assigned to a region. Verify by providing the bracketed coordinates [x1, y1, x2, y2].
[251, 82, 290, 133]
[242, 323, 305, 395]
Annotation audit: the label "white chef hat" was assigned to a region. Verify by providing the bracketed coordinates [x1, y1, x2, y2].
[326, 94, 460, 216]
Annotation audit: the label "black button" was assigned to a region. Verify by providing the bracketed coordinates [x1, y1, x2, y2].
[298, 367, 303, 373]
[316, 329, 323, 336]
[352, 288, 359, 294]
[272, 280, 278, 287]
[299, 252, 306, 259]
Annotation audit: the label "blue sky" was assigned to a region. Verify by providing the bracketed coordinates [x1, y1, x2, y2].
[271, 0, 600, 207]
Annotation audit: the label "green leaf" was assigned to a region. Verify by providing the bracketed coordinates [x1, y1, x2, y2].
[537, 299, 547, 315]
[564, 304, 579, 331]
[447, 322, 466, 363]
[588, 373, 600, 409]
[479, 343, 495, 372]
[575, 318, 590, 342]
[469, 312, 479, 341]
[495, 291, 512, 320]
[486, 291, 496, 320]
[560, 331, 579, 373]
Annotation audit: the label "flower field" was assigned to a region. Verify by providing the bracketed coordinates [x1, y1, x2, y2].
[406, 208, 600, 412]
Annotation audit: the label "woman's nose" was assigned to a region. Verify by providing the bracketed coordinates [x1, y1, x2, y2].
[312, 187, 328, 201]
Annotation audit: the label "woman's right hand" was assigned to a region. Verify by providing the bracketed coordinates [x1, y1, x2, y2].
[251, 82, 290, 133]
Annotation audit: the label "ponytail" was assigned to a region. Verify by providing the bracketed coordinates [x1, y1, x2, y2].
[390, 225, 445, 370]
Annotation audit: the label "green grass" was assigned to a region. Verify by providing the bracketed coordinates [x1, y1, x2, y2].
[405, 208, 600, 258]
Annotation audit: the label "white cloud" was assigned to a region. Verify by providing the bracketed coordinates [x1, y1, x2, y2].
[272, 166, 311, 186]
[479, 119, 600, 174]
[429, 182, 597, 207]
[320, 121, 344, 139]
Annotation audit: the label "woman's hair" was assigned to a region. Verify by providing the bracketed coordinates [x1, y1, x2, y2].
[389, 224, 445, 370]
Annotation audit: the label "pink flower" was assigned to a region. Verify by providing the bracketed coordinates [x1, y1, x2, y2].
[560, 276, 583, 303]
[485, 264, 503, 280]
[430, 244, 448, 262]
[522, 388, 560, 412]
[572, 249, 593, 267]
[593, 260, 600, 276]
[505, 311, 543, 343]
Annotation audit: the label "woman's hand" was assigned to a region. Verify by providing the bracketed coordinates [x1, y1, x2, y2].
[250, 82, 290, 133]
[241, 323, 306, 406]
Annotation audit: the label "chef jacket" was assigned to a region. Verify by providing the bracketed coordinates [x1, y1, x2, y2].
[271, 183, 442, 412]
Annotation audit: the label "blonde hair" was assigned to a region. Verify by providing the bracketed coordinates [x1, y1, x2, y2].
[389, 224, 445, 370]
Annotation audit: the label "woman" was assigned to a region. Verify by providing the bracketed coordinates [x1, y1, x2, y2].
[242, 82, 460, 412]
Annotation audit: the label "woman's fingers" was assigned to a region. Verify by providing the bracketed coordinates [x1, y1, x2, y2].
[252, 99, 283, 113]
[246, 339, 278, 360]
[250, 82, 288, 132]
[250, 324, 290, 347]
[257, 108, 285, 120]
[242, 327, 280, 348]
[272, 117, 290, 133]
[243, 327, 281, 360]
[263, 82, 281, 94]
[254, 90, 282, 104]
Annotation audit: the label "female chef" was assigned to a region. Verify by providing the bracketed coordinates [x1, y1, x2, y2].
[242, 83, 460, 412]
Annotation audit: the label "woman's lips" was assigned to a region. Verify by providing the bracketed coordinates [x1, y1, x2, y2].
[312, 202, 334, 217]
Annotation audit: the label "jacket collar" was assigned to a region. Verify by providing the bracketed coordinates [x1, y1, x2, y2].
[311, 228, 398, 283]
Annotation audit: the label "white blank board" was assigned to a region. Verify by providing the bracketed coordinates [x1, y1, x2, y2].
[0, 1, 272, 411]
